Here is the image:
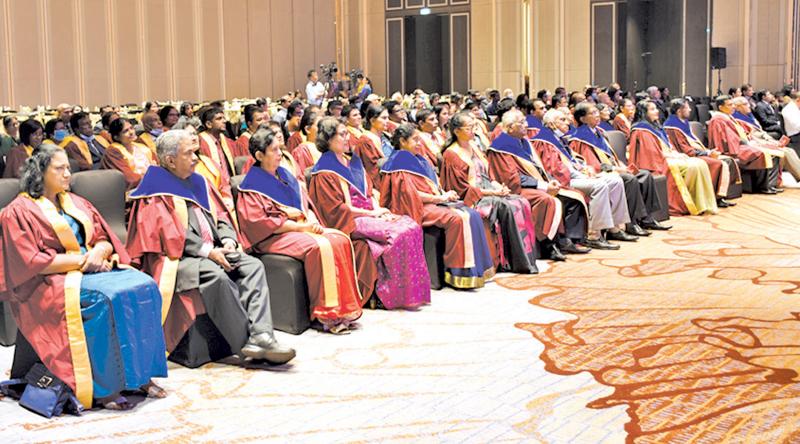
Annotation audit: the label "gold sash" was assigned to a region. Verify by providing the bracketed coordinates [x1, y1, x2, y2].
[200, 132, 235, 174]
[61, 136, 92, 166]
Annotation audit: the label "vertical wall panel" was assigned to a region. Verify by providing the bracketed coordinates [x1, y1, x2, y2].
[223, 0, 250, 98]
[591, 3, 614, 87]
[8, 0, 46, 107]
[314, 0, 337, 70]
[200, 0, 223, 100]
[81, 0, 112, 107]
[173, 0, 199, 101]
[270, 1, 294, 95]
[0, 1, 11, 107]
[46, 0, 80, 105]
[292, 0, 316, 91]
[247, 0, 272, 98]
[144, 0, 171, 101]
[112, 1, 142, 104]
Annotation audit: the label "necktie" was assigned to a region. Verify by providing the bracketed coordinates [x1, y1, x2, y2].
[193, 206, 214, 248]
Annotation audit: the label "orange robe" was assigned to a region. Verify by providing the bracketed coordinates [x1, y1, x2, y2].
[61, 135, 110, 171]
[136, 132, 157, 156]
[417, 131, 442, 170]
[198, 131, 238, 179]
[285, 131, 305, 154]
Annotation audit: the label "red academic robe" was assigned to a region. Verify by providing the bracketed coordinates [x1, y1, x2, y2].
[417, 132, 442, 171]
[345, 126, 363, 154]
[666, 127, 737, 197]
[385, 120, 399, 136]
[236, 130, 252, 160]
[236, 185, 363, 322]
[2, 145, 32, 178]
[569, 137, 639, 174]
[291, 141, 322, 174]
[307, 170, 379, 304]
[613, 114, 632, 139]
[61, 135, 110, 171]
[707, 114, 767, 169]
[353, 132, 385, 187]
[126, 177, 238, 353]
[285, 131, 305, 154]
[198, 131, 238, 178]
[531, 140, 573, 188]
[0, 193, 130, 407]
[101, 142, 156, 191]
[627, 129, 690, 215]
[380, 170, 467, 269]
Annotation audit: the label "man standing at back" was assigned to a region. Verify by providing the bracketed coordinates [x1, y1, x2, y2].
[305, 70, 326, 107]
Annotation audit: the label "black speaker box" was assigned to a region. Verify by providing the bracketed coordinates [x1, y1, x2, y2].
[711, 47, 727, 69]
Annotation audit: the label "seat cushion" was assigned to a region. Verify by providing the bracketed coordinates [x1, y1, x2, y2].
[259, 254, 310, 335]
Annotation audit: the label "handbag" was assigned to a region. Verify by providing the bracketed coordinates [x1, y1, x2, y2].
[16, 363, 83, 418]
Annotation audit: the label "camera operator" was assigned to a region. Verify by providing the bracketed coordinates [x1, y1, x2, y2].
[305, 69, 326, 106]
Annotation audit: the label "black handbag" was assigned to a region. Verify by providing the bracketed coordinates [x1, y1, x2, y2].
[4, 363, 84, 418]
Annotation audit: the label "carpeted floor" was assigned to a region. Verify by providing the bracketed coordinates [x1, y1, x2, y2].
[2, 191, 800, 442]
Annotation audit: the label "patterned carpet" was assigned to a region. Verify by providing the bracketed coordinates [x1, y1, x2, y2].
[1, 191, 800, 442]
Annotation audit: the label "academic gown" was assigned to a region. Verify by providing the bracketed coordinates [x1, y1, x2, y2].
[291, 141, 323, 174]
[136, 132, 157, 157]
[126, 168, 254, 360]
[0, 193, 166, 408]
[613, 114, 632, 139]
[101, 142, 156, 191]
[664, 116, 740, 198]
[237, 166, 363, 324]
[628, 123, 717, 216]
[198, 131, 239, 179]
[285, 131, 306, 154]
[417, 131, 442, 171]
[62, 135, 109, 171]
[2, 144, 32, 178]
[236, 131, 252, 161]
[379, 150, 495, 289]
[354, 131, 388, 187]
[487, 133, 588, 242]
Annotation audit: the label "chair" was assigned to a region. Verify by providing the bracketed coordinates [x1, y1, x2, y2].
[231, 174, 311, 335]
[234, 156, 251, 176]
[424, 227, 446, 290]
[696, 104, 711, 125]
[0, 179, 19, 346]
[69, 170, 128, 243]
[605, 130, 628, 163]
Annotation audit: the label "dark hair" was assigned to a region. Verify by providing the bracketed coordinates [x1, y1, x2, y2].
[299, 110, 319, 136]
[515, 93, 529, 109]
[201, 106, 224, 127]
[572, 102, 595, 126]
[315, 117, 342, 153]
[432, 104, 448, 120]
[463, 99, 480, 111]
[248, 128, 278, 160]
[243, 104, 262, 125]
[715, 94, 732, 109]
[159, 105, 178, 125]
[20, 144, 62, 198]
[326, 99, 343, 115]
[180, 102, 193, 116]
[536, 89, 549, 100]
[342, 104, 359, 120]
[362, 104, 386, 130]
[109, 117, 129, 142]
[633, 100, 655, 123]
[307, 69, 316, 78]
[391, 123, 417, 150]
[69, 112, 89, 134]
[383, 100, 400, 114]
[727, 87, 739, 96]
[551, 94, 566, 109]
[19, 119, 44, 146]
[44, 118, 63, 139]
[669, 98, 688, 115]
[416, 109, 434, 126]
[446, 111, 472, 148]
[755, 90, 768, 102]
[101, 111, 118, 129]
[255, 97, 267, 107]
[287, 100, 304, 119]
[495, 98, 516, 122]
[520, 99, 535, 114]
[3, 115, 16, 130]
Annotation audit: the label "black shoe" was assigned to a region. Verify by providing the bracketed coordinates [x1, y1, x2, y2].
[641, 220, 672, 231]
[626, 224, 651, 237]
[716, 199, 730, 208]
[606, 230, 638, 242]
[582, 238, 621, 250]
[772, 187, 785, 193]
[549, 245, 566, 261]
[241, 333, 296, 365]
[560, 239, 592, 254]
[761, 189, 778, 194]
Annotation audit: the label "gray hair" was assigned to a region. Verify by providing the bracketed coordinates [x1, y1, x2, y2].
[646, 86, 659, 95]
[501, 108, 524, 128]
[155, 129, 192, 165]
[542, 108, 565, 126]
[20, 143, 62, 198]
[731, 96, 748, 106]
[172, 116, 202, 131]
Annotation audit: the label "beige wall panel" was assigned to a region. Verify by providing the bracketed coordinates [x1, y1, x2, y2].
[270, 0, 294, 95]
[0, 2, 10, 106]
[532, 0, 559, 90]
[173, 0, 199, 101]
[470, 0, 494, 91]
[8, 0, 46, 106]
[81, 0, 112, 107]
[313, 0, 337, 69]
[365, 7, 385, 95]
[223, 0, 250, 98]
[292, 0, 316, 91]
[112, 1, 142, 104]
[144, 0, 171, 101]
[200, 0, 223, 100]
[564, 0, 589, 77]
[344, 0, 360, 70]
[46, 0, 80, 105]
[247, 0, 272, 98]
[712, 0, 744, 90]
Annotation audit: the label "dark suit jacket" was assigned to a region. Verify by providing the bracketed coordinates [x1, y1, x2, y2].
[754, 101, 783, 134]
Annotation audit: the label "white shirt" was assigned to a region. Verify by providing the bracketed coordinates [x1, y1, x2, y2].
[782, 101, 800, 137]
[305, 81, 326, 106]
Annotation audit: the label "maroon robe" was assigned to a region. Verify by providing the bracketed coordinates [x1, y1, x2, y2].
[101, 142, 156, 191]
[353, 132, 385, 187]
[2, 145, 31, 178]
[666, 127, 739, 197]
[627, 128, 690, 215]
[613, 114, 632, 139]
[707, 114, 768, 169]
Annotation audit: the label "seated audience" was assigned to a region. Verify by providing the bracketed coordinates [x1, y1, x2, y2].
[43, 118, 68, 146]
[0, 115, 20, 160]
[596, 103, 615, 132]
[309, 117, 430, 309]
[198, 107, 240, 181]
[126, 129, 295, 364]
[628, 100, 718, 216]
[416, 109, 444, 169]
[236, 128, 362, 334]
[354, 104, 392, 186]
[291, 110, 323, 173]
[236, 104, 267, 164]
[613, 98, 635, 138]
[440, 112, 540, 268]
[753, 90, 783, 138]
[731, 96, 800, 181]
[62, 112, 110, 171]
[343, 104, 364, 154]
[0, 145, 168, 411]
[159, 105, 180, 130]
[284, 101, 306, 150]
[380, 123, 495, 289]
[102, 118, 156, 191]
[4, 119, 44, 179]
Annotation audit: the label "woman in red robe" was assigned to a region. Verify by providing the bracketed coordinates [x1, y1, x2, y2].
[440, 113, 539, 272]
[612, 98, 634, 139]
[354, 104, 392, 187]
[291, 110, 323, 173]
[3, 119, 44, 179]
[309, 117, 430, 310]
[0, 146, 167, 412]
[343, 105, 364, 154]
[237, 128, 362, 334]
[380, 123, 495, 289]
[101, 118, 156, 191]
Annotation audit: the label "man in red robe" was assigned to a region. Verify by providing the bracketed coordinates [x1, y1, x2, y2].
[126, 129, 295, 366]
[198, 107, 240, 181]
[707, 95, 781, 194]
[61, 112, 109, 171]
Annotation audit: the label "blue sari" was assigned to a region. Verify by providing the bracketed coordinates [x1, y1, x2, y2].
[62, 213, 168, 399]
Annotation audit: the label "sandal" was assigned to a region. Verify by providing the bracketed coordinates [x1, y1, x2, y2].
[102, 395, 133, 411]
[141, 380, 167, 398]
[325, 323, 351, 335]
